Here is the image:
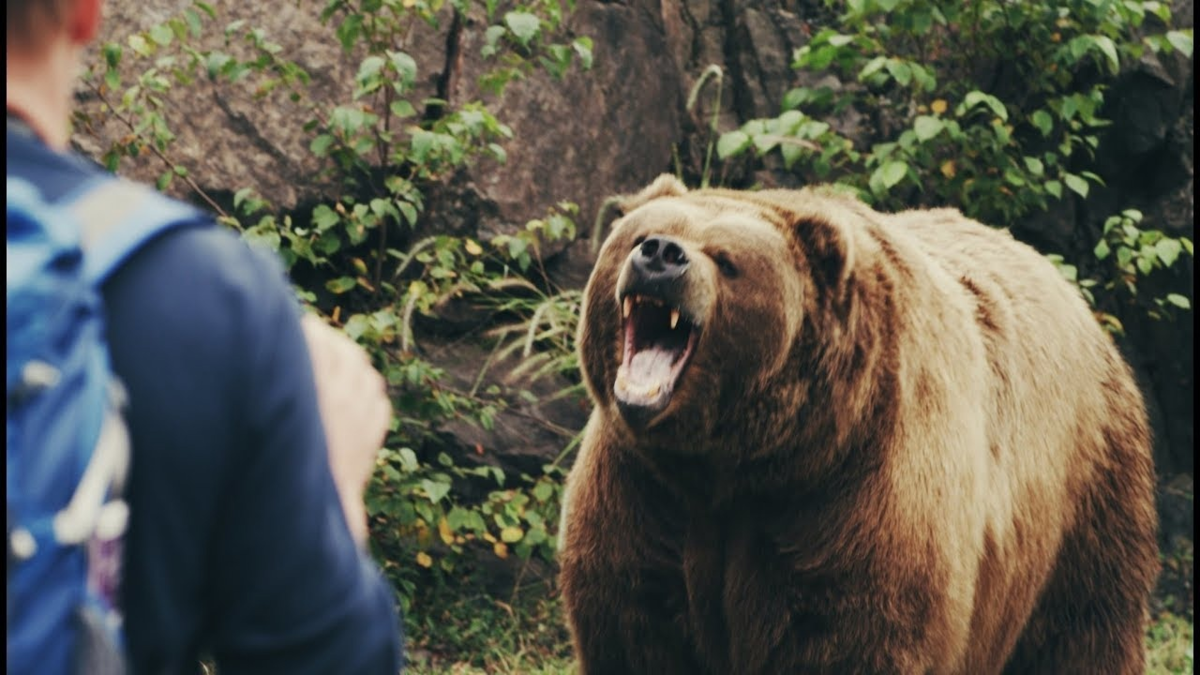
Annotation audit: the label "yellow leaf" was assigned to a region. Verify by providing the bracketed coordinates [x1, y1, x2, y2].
[930, 99, 948, 115]
[482, 531, 497, 544]
[493, 542, 509, 559]
[415, 551, 433, 568]
[500, 526, 524, 543]
[940, 160, 957, 178]
[352, 257, 368, 275]
[465, 239, 483, 256]
[438, 517, 454, 546]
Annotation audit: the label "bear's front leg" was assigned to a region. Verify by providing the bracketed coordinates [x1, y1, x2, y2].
[561, 562, 702, 675]
[718, 523, 956, 675]
[559, 436, 702, 675]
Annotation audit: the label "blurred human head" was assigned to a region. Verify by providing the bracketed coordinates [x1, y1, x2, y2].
[7, 0, 103, 149]
[8, 0, 101, 56]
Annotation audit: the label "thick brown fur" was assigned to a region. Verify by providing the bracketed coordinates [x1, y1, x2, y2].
[558, 176, 1159, 674]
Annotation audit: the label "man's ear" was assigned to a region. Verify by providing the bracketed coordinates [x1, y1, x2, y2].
[66, 0, 103, 45]
[618, 174, 688, 215]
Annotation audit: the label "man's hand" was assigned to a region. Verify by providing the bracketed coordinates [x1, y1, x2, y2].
[300, 313, 392, 547]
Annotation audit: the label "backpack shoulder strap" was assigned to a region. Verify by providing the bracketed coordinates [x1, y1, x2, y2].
[63, 177, 207, 284]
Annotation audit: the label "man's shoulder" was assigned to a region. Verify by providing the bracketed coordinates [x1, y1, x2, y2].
[7, 118, 108, 200]
[7, 118, 293, 320]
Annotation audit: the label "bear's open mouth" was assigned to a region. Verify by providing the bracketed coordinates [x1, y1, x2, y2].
[614, 293, 698, 426]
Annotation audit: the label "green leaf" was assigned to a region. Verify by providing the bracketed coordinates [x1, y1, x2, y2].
[504, 12, 540, 47]
[1064, 174, 1089, 198]
[1166, 30, 1193, 58]
[102, 42, 123, 68]
[1165, 293, 1190, 309]
[310, 133, 335, 157]
[421, 479, 451, 504]
[782, 87, 809, 111]
[312, 204, 340, 231]
[149, 23, 174, 46]
[128, 33, 152, 57]
[234, 187, 254, 210]
[532, 481, 554, 502]
[858, 56, 887, 81]
[717, 130, 751, 159]
[156, 170, 173, 192]
[483, 25, 506, 57]
[884, 60, 912, 87]
[397, 201, 418, 227]
[390, 99, 416, 118]
[1023, 156, 1044, 176]
[336, 14, 363, 52]
[205, 52, 231, 80]
[1092, 35, 1120, 73]
[388, 51, 418, 89]
[356, 55, 385, 84]
[878, 160, 908, 189]
[1031, 110, 1053, 137]
[960, 90, 1008, 122]
[326, 276, 356, 294]
[1155, 238, 1182, 267]
[913, 115, 944, 142]
[572, 37, 594, 69]
[1094, 238, 1111, 260]
[1045, 180, 1063, 199]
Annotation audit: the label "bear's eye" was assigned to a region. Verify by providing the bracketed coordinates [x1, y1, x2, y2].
[631, 235, 647, 249]
[713, 252, 739, 278]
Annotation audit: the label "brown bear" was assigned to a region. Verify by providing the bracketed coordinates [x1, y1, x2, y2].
[558, 175, 1159, 674]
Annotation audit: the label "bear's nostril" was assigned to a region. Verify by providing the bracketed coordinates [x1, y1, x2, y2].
[640, 239, 659, 258]
[662, 242, 687, 265]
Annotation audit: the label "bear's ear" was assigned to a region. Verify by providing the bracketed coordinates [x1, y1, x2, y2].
[793, 213, 856, 292]
[618, 174, 688, 215]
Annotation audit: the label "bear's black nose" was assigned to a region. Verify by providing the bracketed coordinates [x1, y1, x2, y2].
[633, 236, 689, 281]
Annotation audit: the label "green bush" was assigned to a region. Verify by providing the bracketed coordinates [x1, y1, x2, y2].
[706, 0, 1193, 331]
[76, 0, 593, 618]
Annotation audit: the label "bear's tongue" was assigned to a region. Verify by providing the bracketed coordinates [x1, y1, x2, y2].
[622, 347, 676, 397]
[615, 298, 695, 410]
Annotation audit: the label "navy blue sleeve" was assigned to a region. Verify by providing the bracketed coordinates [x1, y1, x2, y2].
[102, 226, 403, 674]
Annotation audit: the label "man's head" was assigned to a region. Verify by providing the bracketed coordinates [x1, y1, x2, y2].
[7, 0, 103, 149]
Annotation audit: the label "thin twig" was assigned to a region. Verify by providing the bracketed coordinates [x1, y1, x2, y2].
[86, 79, 229, 218]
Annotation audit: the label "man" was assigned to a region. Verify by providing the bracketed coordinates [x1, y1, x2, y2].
[7, 0, 405, 672]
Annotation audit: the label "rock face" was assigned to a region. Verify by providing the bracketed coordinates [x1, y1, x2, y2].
[82, 0, 1191, 502]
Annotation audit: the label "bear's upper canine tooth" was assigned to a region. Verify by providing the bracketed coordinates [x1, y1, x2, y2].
[670, 309, 680, 329]
[623, 296, 633, 319]
[646, 382, 661, 398]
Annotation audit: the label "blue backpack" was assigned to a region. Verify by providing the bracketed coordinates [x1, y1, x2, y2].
[6, 175, 201, 675]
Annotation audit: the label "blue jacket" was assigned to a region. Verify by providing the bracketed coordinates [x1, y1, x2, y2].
[7, 117, 404, 674]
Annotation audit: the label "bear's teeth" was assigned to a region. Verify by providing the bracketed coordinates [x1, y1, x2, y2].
[669, 309, 680, 329]
[646, 383, 661, 397]
[623, 297, 633, 319]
